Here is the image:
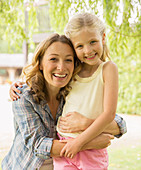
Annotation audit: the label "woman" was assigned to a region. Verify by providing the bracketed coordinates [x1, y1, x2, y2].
[2, 33, 80, 169]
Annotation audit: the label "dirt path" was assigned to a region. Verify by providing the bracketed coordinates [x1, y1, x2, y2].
[109, 113, 141, 149]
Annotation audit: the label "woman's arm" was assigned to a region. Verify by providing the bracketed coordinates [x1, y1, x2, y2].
[10, 82, 127, 137]
[13, 86, 54, 160]
[58, 112, 126, 137]
[13, 86, 115, 159]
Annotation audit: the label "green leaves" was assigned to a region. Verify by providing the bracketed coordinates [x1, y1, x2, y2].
[48, 0, 141, 115]
[0, 0, 37, 52]
[0, 0, 141, 114]
[49, 0, 71, 33]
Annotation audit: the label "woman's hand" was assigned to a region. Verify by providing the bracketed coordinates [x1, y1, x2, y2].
[9, 81, 23, 101]
[58, 112, 94, 133]
[82, 133, 114, 150]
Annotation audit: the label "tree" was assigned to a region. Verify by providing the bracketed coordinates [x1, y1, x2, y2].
[0, 0, 37, 52]
[0, 0, 141, 114]
[49, 0, 141, 115]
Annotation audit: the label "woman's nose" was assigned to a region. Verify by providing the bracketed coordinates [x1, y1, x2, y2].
[57, 61, 65, 71]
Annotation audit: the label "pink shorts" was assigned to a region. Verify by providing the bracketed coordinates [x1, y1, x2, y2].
[53, 135, 108, 170]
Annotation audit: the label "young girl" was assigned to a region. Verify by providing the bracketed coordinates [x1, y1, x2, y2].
[54, 12, 119, 169]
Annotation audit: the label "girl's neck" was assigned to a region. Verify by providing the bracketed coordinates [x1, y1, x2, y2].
[78, 61, 103, 78]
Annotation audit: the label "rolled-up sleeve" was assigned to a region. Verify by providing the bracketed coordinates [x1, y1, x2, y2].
[12, 87, 53, 160]
[114, 114, 127, 138]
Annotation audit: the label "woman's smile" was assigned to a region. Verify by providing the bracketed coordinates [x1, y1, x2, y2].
[53, 73, 67, 78]
[40, 42, 74, 90]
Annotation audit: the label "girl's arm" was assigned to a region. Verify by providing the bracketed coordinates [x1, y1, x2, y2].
[60, 61, 119, 158]
[50, 133, 114, 157]
[13, 86, 114, 159]
[9, 81, 24, 100]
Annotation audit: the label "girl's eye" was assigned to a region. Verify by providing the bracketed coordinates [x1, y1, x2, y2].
[66, 59, 73, 62]
[76, 45, 83, 48]
[90, 41, 96, 44]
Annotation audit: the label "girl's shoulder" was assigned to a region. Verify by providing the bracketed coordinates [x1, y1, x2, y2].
[103, 61, 118, 72]
[103, 61, 118, 80]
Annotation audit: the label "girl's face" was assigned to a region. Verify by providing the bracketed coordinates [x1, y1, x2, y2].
[71, 28, 105, 67]
[40, 42, 74, 91]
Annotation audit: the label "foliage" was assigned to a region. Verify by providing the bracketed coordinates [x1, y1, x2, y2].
[0, 0, 37, 52]
[0, 0, 141, 114]
[49, 0, 141, 115]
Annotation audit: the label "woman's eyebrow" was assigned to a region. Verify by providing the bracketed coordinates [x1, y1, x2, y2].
[49, 53, 59, 56]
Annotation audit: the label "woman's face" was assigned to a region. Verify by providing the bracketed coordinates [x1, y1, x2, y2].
[40, 41, 74, 91]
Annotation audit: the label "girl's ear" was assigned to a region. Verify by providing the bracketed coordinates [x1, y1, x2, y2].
[39, 64, 43, 70]
[102, 33, 106, 45]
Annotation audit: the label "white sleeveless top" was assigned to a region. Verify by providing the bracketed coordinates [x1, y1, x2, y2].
[57, 62, 105, 138]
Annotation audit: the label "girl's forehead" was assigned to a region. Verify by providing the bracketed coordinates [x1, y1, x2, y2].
[71, 28, 101, 41]
[73, 27, 100, 37]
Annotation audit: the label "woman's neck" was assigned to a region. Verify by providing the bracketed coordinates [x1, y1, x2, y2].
[45, 83, 60, 120]
[48, 98, 59, 121]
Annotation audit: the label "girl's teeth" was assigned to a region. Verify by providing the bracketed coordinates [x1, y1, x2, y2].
[54, 73, 66, 78]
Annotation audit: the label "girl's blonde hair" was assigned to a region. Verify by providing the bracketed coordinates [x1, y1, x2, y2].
[65, 12, 110, 61]
[22, 33, 81, 103]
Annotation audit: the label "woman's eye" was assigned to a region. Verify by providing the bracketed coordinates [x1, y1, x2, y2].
[50, 58, 57, 61]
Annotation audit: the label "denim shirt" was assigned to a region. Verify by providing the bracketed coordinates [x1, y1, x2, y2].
[2, 85, 63, 170]
[1, 85, 127, 170]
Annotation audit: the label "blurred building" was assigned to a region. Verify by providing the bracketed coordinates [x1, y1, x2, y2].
[0, 54, 24, 84]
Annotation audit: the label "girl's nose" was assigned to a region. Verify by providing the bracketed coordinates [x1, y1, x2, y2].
[84, 45, 92, 55]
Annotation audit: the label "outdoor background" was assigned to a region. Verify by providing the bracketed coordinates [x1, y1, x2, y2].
[0, 0, 141, 169]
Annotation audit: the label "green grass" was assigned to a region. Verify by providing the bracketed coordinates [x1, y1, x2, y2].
[108, 145, 141, 170]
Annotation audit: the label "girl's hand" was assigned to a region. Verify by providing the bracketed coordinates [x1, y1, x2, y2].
[9, 81, 23, 101]
[60, 138, 82, 159]
[58, 112, 94, 133]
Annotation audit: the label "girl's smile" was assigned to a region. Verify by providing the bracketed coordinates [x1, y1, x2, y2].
[84, 53, 97, 60]
[72, 28, 105, 68]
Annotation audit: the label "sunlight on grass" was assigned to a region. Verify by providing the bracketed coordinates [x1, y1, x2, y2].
[108, 145, 141, 170]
